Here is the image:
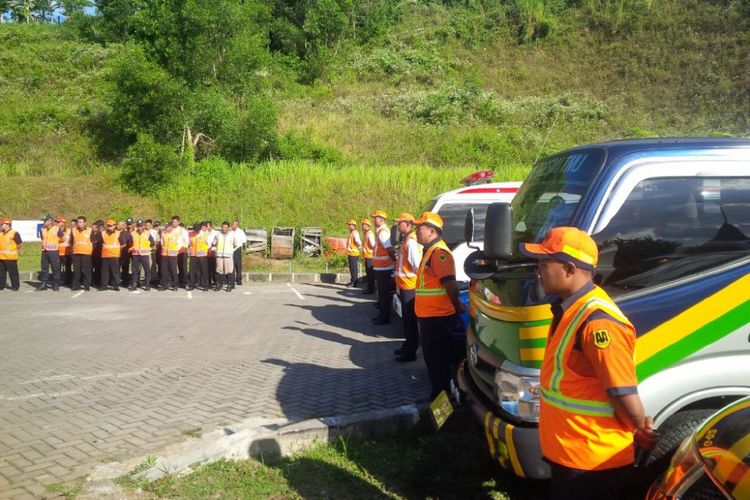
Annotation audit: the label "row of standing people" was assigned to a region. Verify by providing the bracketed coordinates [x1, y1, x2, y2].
[344, 211, 466, 401]
[0, 215, 248, 292]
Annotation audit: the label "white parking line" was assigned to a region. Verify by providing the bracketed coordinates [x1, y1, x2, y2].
[187, 291, 193, 300]
[243, 291, 252, 295]
[286, 283, 305, 300]
[71, 291, 84, 299]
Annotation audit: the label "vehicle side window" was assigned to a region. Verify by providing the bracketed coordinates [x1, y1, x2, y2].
[593, 177, 750, 295]
[438, 203, 488, 248]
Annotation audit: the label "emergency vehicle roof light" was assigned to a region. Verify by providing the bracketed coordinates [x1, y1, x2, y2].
[460, 170, 494, 186]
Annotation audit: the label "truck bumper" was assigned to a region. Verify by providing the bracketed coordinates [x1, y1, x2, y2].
[456, 360, 550, 480]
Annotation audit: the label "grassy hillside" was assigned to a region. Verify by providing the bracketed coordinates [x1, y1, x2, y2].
[0, 0, 748, 236]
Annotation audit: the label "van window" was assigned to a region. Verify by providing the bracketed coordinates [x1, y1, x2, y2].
[593, 177, 750, 294]
[437, 203, 489, 248]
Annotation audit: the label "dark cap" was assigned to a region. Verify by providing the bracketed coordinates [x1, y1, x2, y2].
[42, 214, 53, 222]
[126, 218, 134, 225]
[136, 219, 144, 226]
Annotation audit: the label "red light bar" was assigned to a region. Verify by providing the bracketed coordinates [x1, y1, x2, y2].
[459, 187, 519, 194]
[461, 170, 494, 186]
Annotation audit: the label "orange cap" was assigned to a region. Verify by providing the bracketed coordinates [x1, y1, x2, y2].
[360, 219, 372, 226]
[105, 218, 116, 226]
[394, 212, 415, 223]
[55, 216, 66, 223]
[520, 226, 598, 270]
[414, 212, 444, 231]
[346, 219, 357, 226]
[370, 210, 387, 219]
[0, 217, 10, 224]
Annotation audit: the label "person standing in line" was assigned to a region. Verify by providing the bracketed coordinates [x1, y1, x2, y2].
[38, 215, 63, 291]
[393, 213, 423, 362]
[91, 220, 104, 288]
[129, 219, 154, 291]
[231, 220, 247, 286]
[206, 221, 219, 286]
[344, 219, 362, 287]
[160, 224, 180, 291]
[100, 219, 125, 291]
[212, 221, 236, 292]
[171, 216, 189, 287]
[188, 222, 210, 291]
[57, 217, 73, 287]
[519, 227, 658, 500]
[0, 217, 22, 291]
[71, 216, 93, 291]
[145, 219, 160, 287]
[371, 210, 396, 325]
[360, 219, 376, 294]
[413, 212, 465, 400]
[120, 218, 134, 286]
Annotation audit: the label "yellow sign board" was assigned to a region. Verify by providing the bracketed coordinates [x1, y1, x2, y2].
[429, 390, 454, 430]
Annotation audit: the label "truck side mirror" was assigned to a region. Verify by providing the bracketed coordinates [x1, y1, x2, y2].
[484, 203, 513, 260]
[464, 208, 475, 245]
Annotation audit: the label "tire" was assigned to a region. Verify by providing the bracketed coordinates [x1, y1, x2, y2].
[627, 409, 714, 499]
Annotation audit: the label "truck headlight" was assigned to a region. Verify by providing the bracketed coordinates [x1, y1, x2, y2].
[495, 370, 540, 422]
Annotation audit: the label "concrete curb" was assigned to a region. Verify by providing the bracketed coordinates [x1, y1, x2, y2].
[82, 405, 425, 497]
[19, 271, 351, 284]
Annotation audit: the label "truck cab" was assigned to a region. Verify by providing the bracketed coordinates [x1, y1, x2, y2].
[457, 138, 750, 481]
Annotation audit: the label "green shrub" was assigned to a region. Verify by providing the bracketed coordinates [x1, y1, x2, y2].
[121, 134, 184, 194]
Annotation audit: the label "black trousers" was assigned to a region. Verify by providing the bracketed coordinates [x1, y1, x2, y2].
[419, 315, 453, 399]
[374, 269, 395, 321]
[177, 252, 187, 286]
[161, 256, 179, 288]
[130, 255, 151, 288]
[364, 258, 375, 292]
[189, 257, 208, 289]
[0, 259, 20, 289]
[92, 254, 102, 286]
[61, 254, 73, 285]
[233, 248, 243, 285]
[72, 254, 92, 288]
[208, 256, 217, 285]
[40, 251, 61, 286]
[151, 251, 161, 284]
[120, 251, 131, 285]
[400, 289, 419, 354]
[549, 462, 632, 500]
[347, 256, 359, 284]
[101, 257, 120, 288]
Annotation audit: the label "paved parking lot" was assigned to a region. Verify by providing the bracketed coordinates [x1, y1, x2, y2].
[0, 282, 429, 498]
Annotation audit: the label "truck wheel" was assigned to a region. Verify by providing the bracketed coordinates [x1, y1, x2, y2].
[628, 409, 714, 499]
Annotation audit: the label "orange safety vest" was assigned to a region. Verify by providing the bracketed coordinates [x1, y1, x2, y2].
[395, 232, 419, 290]
[58, 228, 71, 256]
[189, 231, 209, 257]
[101, 230, 122, 258]
[0, 229, 19, 261]
[72, 228, 93, 255]
[40, 226, 61, 252]
[415, 240, 455, 317]
[130, 231, 152, 256]
[161, 231, 179, 257]
[372, 225, 393, 270]
[362, 230, 375, 259]
[539, 285, 636, 471]
[346, 231, 361, 257]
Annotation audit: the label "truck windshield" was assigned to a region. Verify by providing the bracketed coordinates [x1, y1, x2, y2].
[510, 150, 604, 258]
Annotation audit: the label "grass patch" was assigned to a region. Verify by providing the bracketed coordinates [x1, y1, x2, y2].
[122, 411, 548, 499]
[45, 477, 84, 498]
[181, 427, 202, 439]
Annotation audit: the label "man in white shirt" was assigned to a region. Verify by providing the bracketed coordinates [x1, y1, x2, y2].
[206, 221, 220, 286]
[212, 221, 236, 292]
[231, 220, 247, 286]
[171, 216, 190, 287]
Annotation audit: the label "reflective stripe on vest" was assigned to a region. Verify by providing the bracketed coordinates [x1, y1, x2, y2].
[373, 225, 393, 269]
[395, 232, 418, 290]
[41, 227, 60, 251]
[362, 230, 375, 259]
[161, 231, 179, 256]
[0, 230, 19, 260]
[346, 231, 360, 257]
[58, 228, 71, 256]
[415, 240, 454, 317]
[130, 231, 152, 256]
[102, 230, 121, 258]
[72, 228, 93, 255]
[190, 232, 209, 257]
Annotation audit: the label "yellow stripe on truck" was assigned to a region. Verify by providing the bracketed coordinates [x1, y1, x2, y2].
[504, 423, 525, 478]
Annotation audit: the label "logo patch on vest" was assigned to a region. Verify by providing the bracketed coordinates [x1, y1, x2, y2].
[593, 329, 610, 349]
[438, 252, 446, 262]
